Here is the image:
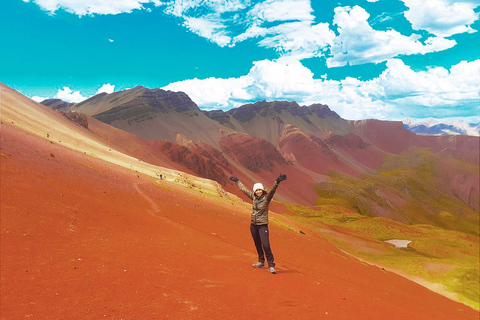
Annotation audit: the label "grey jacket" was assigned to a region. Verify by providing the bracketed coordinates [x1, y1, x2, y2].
[236, 180, 279, 225]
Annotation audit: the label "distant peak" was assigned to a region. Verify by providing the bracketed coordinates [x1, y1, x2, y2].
[308, 104, 340, 119]
[227, 100, 302, 122]
[40, 98, 74, 110]
[139, 88, 200, 112]
[213, 100, 341, 122]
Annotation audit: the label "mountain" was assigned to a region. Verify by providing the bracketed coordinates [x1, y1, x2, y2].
[403, 117, 480, 136]
[40, 87, 479, 229]
[40, 98, 74, 110]
[2, 82, 479, 318]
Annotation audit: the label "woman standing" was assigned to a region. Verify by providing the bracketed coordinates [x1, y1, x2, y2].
[229, 174, 287, 274]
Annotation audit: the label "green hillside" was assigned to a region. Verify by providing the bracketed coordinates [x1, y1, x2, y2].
[314, 149, 479, 235]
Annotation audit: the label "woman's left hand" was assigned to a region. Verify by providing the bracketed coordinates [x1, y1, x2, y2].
[276, 173, 287, 183]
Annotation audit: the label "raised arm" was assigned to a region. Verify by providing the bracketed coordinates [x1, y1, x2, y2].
[266, 173, 287, 202]
[230, 176, 254, 200]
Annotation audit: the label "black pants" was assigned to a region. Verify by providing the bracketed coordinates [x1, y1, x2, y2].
[250, 224, 275, 268]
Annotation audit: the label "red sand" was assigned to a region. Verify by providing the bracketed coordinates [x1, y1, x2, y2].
[1, 122, 478, 319]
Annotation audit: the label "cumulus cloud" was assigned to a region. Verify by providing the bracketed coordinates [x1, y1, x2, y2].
[327, 5, 456, 67]
[23, 0, 163, 15]
[371, 59, 480, 117]
[32, 95, 49, 103]
[163, 58, 480, 120]
[164, 75, 253, 109]
[163, 59, 321, 109]
[401, 0, 480, 37]
[54, 87, 86, 103]
[30, 84, 116, 103]
[96, 83, 115, 94]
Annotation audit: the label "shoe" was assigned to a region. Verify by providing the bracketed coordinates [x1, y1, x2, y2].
[268, 267, 277, 274]
[252, 262, 265, 268]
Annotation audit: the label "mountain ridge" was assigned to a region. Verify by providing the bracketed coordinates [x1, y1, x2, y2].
[38, 86, 480, 229]
[403, 117, 480, 136]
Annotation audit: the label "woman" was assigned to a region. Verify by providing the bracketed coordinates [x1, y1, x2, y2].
[229, 173, 287, 274]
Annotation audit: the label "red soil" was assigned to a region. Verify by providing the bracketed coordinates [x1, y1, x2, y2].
[1, 123, 478, 320]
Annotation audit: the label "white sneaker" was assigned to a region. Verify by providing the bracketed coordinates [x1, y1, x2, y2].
[252, 262, 265, 268]
[268, 267, 277, 274]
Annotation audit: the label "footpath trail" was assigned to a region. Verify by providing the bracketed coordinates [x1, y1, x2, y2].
[1, 123, 478, 320]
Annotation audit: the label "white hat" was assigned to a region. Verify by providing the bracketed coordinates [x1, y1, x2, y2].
[253, 183, 265, 192]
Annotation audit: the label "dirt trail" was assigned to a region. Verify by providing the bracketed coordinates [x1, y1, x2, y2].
[133, 182, 162, 216]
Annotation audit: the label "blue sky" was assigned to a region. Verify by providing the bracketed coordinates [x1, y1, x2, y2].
[2, 0, 479, 122]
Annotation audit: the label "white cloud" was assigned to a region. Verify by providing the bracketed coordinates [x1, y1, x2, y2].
[255, 21, 335, 60]
[162, 2, 459, 64]
[164, 75, 253, 109]
[96, 83, 115, 94]
[247, 0, 315, 23]
[163, 0, 334, 58]
[164, 0, 247, 17]
[55, 87, 86, 103]
[246, 59, 316, 99]
[401, 0, 480, 37]
[371, 59, 480, 116]
[31, 84, 116, 103]
[183, 15, 232, 47]
[163, 0, 250, 46]
[327, 5, 456, 67]
[24, 0, 163, 16]
[163, 58, 480, 120]
[32, 95, 49, 103]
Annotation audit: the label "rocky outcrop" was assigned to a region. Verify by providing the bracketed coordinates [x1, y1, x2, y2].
[59, 111, 88, 129]
[202, 110, 233, 127]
